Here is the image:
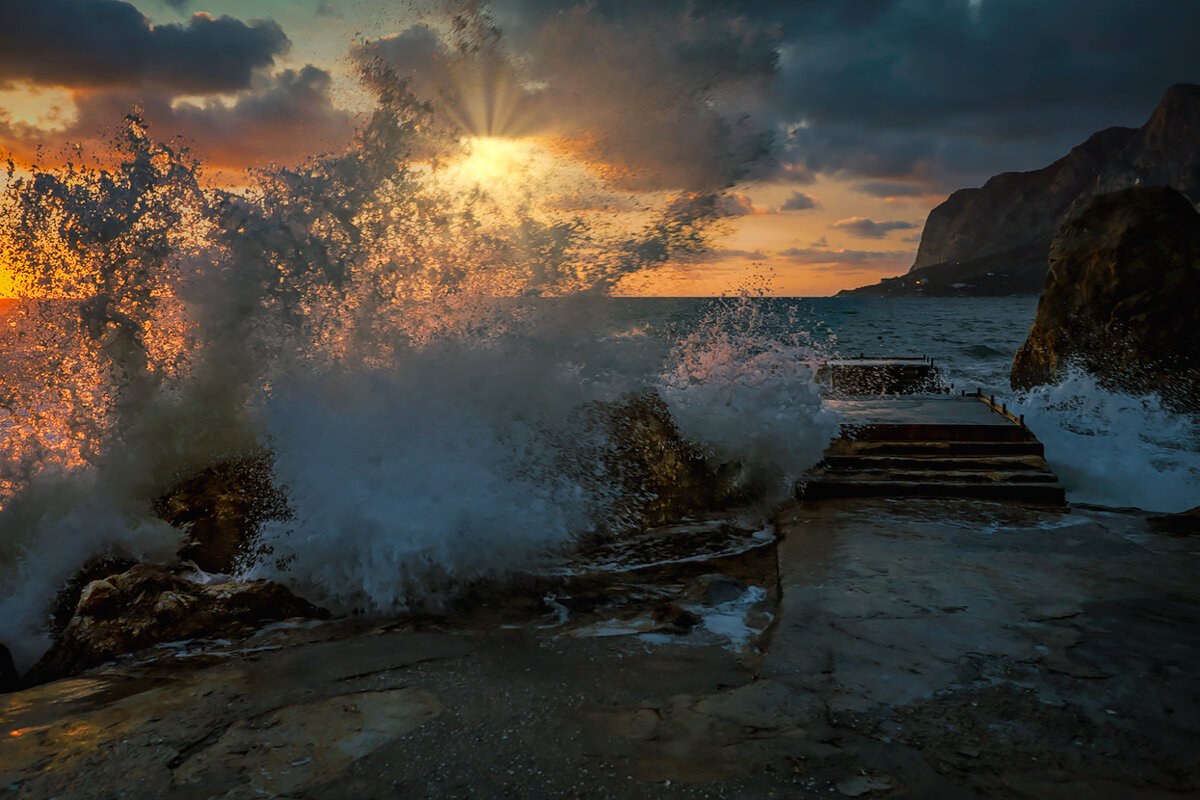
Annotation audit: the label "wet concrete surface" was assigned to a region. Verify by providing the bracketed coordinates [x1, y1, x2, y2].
[825, 396, 1009, 426]
[1, 499, 1197, 798]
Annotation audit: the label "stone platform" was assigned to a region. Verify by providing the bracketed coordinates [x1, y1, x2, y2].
[2, 499, 1196, 798]
[802, 394, 1066, 504]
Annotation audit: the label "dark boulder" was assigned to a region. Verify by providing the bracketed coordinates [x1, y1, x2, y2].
[49, 555, 139, 637]
[24, 564, 328, 686]
[0, 642, 18, 693]
[1147, 505, 1200, 536]
[153, 451, 289, 574]
[1011, 186, 1200, 410]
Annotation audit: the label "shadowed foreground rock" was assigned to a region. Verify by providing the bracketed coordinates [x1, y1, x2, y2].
[0, 644, 17, 694]
[2, 499, 1197, 798]
[1011, 186, 1200, 409]
[1148, 504, 1200, 536]
[24, 564, 328, 687]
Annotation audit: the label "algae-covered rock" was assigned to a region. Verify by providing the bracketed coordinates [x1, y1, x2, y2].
[593, 391, 744, 528]
[25, 564, 328, 685]
[1011, 186, 1200, 410]
[153, 451, 289, 574]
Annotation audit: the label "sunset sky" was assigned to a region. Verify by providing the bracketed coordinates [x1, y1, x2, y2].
[0, 0, 1197, 296]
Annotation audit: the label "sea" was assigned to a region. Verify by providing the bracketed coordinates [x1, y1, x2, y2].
[0, 109, 1196, 668]
[4, 291, 1200, 669]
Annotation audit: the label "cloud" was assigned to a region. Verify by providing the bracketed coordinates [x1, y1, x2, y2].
[780, 191, 818, 211]
[716, 192, 764, 216]
[776, 246, 912, 273]
[829, 217, 916, 239]
[853, 180, 938, 198]
[0, 66, 354, 169]
[768, 161, 817, 185]
[0, 0, 289, 95]
[688, 247, 769, 263]
[761, 0, 1200, 184]
[359, 5, 782, 192]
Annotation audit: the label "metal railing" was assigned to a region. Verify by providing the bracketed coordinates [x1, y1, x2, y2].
[962, 388, 1025, 428]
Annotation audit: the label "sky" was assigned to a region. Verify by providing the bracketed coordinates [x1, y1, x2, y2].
[0, 0, 1197, 296]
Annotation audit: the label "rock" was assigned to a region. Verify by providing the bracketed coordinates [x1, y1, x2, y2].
[172, 688, 442, 794]
[1010, 186, 1200, 409]
[23, 564, 328, 686]
[1147, 505, 1200, 536]
[0, 642, 18, 693]
[48, 555, 139, 637]
[153, 451, 289, 574]
[688, 573, 748, 605]
[650, 603, 701, 632]
[588, 390, 745, 529]
[836, 773, 894, 796]
[843, 84, 1200, 297]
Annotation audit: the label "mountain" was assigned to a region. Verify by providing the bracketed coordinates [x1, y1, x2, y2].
[840, 84, 1200, 297]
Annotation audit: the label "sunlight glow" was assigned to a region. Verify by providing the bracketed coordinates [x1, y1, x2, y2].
[0, 83, 77, 132]
[452, 136, 540, 186]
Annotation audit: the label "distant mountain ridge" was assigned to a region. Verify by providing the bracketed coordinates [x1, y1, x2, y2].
[840, 84, 1200, 297]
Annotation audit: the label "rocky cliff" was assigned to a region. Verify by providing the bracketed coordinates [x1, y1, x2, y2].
[1010, 186, 1200, 410]
[842, 84, 1200, 296]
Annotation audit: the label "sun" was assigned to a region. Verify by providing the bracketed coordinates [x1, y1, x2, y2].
[451, 136, 539, 186]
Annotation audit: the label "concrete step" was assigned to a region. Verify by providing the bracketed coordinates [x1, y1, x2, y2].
[826, 440, 1046, 457]
[799, 478, 1066, 504]
[843, 423, 1034, 443]
[821, 455, 1052, 472]
[817, 469, 1060, 484]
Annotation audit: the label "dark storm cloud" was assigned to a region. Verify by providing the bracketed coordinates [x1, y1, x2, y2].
[0, 0, 289, 94]
[828, 217, 916, 239]
[361, 3, 782, 192]
[780, 191, 818, 211]
[762, 0, 1200, 185]
[0, 66, 354, 168]
[483, 0, 1200, 192]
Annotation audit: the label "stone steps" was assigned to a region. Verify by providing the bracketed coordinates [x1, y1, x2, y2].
[826, 439, 1047, 457]
[800, 394, 1066, 505]
[801, 478, 1067, 504]
[821, 454, 1051, 472]
[817, 468, 1061, 484]
[841, 422, 1031, 442]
